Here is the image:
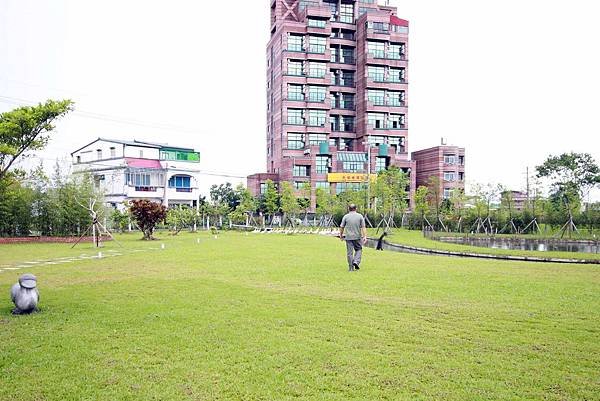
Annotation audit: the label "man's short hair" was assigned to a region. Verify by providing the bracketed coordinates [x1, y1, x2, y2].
[348, 204, 357, 211]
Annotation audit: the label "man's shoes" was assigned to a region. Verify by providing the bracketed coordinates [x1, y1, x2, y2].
[353, 263, 360, 270]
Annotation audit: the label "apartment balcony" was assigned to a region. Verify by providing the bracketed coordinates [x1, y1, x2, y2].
[330, 81, 357, 93]
[305, 48, 331, 61]
[331, 101, 356, 114]
[331, 125, 356, 134]
[366, 124, 407, 136]
[331, 20, 356, 30]
[365, 77, 407, 90]
[366, 28, 391, 41]
[300, 5, 331, 20]
[366, 53, 408, 67]
[330, 37, 356, 47]
[366, 100, 408, 113]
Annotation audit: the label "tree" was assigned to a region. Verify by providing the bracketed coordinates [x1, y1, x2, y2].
[449, 188, 468, 232]
[229, 184, 258, 225]
[261, 180, 279, 225]
[373, 167, 408, 228]
[536, 152, 600, 198]
[0, 99, 74, 181]
[111, 208, 130, 233]
[129, 200, 167, 240]
[315, 187, 336, 226]
[413, 186, 430, 230]
[209, 183, 240, 212]
[280, 182, 300, 226]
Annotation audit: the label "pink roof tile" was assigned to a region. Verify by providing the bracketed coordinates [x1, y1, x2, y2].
[125, 158, 162, 169]
[390, 15, 409, 27]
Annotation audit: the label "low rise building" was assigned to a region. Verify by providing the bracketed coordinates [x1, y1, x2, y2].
[411, 145, 465, 199]
[71, 138, 201, 209]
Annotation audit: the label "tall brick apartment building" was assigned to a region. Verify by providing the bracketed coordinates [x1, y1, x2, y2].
[248, 0, 465, 208]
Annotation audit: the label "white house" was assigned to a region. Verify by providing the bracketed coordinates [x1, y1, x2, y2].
[71, 138, 201, 209]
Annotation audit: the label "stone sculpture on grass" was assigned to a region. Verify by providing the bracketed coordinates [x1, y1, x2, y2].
[10, 274, 39, 315]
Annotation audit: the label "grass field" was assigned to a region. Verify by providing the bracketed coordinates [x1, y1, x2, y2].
[1, 232, 599, 400]
[377, 229, 600, 261]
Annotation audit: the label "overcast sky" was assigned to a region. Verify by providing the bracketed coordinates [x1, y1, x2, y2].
[1, 0, 599, 200]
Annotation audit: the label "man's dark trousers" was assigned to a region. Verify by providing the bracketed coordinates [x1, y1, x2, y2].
[346, 239, 362, 271]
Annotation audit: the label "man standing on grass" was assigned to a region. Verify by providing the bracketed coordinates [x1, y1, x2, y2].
[339, 204, 367, 271]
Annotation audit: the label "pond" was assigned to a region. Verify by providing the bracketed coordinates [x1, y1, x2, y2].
[434, 236, 600, 254]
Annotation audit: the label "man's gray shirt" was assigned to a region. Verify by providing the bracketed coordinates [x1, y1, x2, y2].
[340, 212, 366, 241]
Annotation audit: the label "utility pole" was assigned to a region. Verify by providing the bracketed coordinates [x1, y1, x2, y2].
[526, 166, 530, 204]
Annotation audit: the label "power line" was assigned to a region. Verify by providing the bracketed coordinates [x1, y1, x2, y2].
[0, 95, 200, 134]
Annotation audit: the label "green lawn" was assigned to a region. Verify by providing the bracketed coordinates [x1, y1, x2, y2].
[375, 229, 600, 261]
[1, 232, 599, 400]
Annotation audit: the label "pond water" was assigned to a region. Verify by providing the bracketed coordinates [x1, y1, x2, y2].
[435, 237, 600, 254]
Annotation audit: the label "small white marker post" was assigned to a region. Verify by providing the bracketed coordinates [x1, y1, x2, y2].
[197, 238, 200, 244]
[161, 243, 165, 249]
[98, 252, 103, 259]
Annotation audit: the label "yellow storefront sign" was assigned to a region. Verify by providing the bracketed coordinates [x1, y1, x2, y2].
[327, 173, 377, 183]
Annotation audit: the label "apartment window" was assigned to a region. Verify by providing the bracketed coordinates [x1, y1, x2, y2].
[287, 109, 304, 125]
[308, 18, 326, 28]
[341, 138, 353, 151]
[368, 136, 385, 146]
[444, 172, 456, 182]
[341, 30, 354, 40]
[308, 86, 326, 102]
[341, 47, 354, 64]
[339, 3, 354, 23]
[287, 133, 305, 149]
[288, 60, 303, 76]
[368, 21, 389, 33]
[260, 183, 267, 194]
[368, 66, 385, 82]
[316, 156, 330, 174]
[443, 188, 452, 199]
[341, 94, 354, 110]
[316, 181, 330, 190]
[288, 84, 304, 101]
[96, 149, 102, 160]
[294, 181, 307, 190]
[388, 91, 405, 106]
[341, 71, 354, 86]
[368, 90, 385, 105]
[341, 161, 363, 172]
[308, 36, 326, 53]
[388, 114, 405, 129]
[444, 154, 457, 164]
[308, 62, 327, 78]
[110, 147, 116, 158]
[309, 133, 327, 145]
[336, 182, 363, 194]
[368, 113, 385, 129]
[389, 68, 405, 83]
[367, 41, 385, 58]
[132, 173, 151, 187]
[389, 43, 406, 60]
[288, 34, 303, 52]
[293, 165, 309, 177]
[358, 7, 376, 16]
[459, 172, 465, 181]
[324, 0, 338, 21]
[459, 156, 465, 165]
[308, 109, 326, 126]
[341, 116, 354, 132]
[330, 47, 338, 62]
[168, 175, 191, 189]
[375, 157, 388, 173]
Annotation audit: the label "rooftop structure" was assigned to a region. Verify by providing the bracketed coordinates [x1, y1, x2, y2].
[71, 138, 201, 209]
